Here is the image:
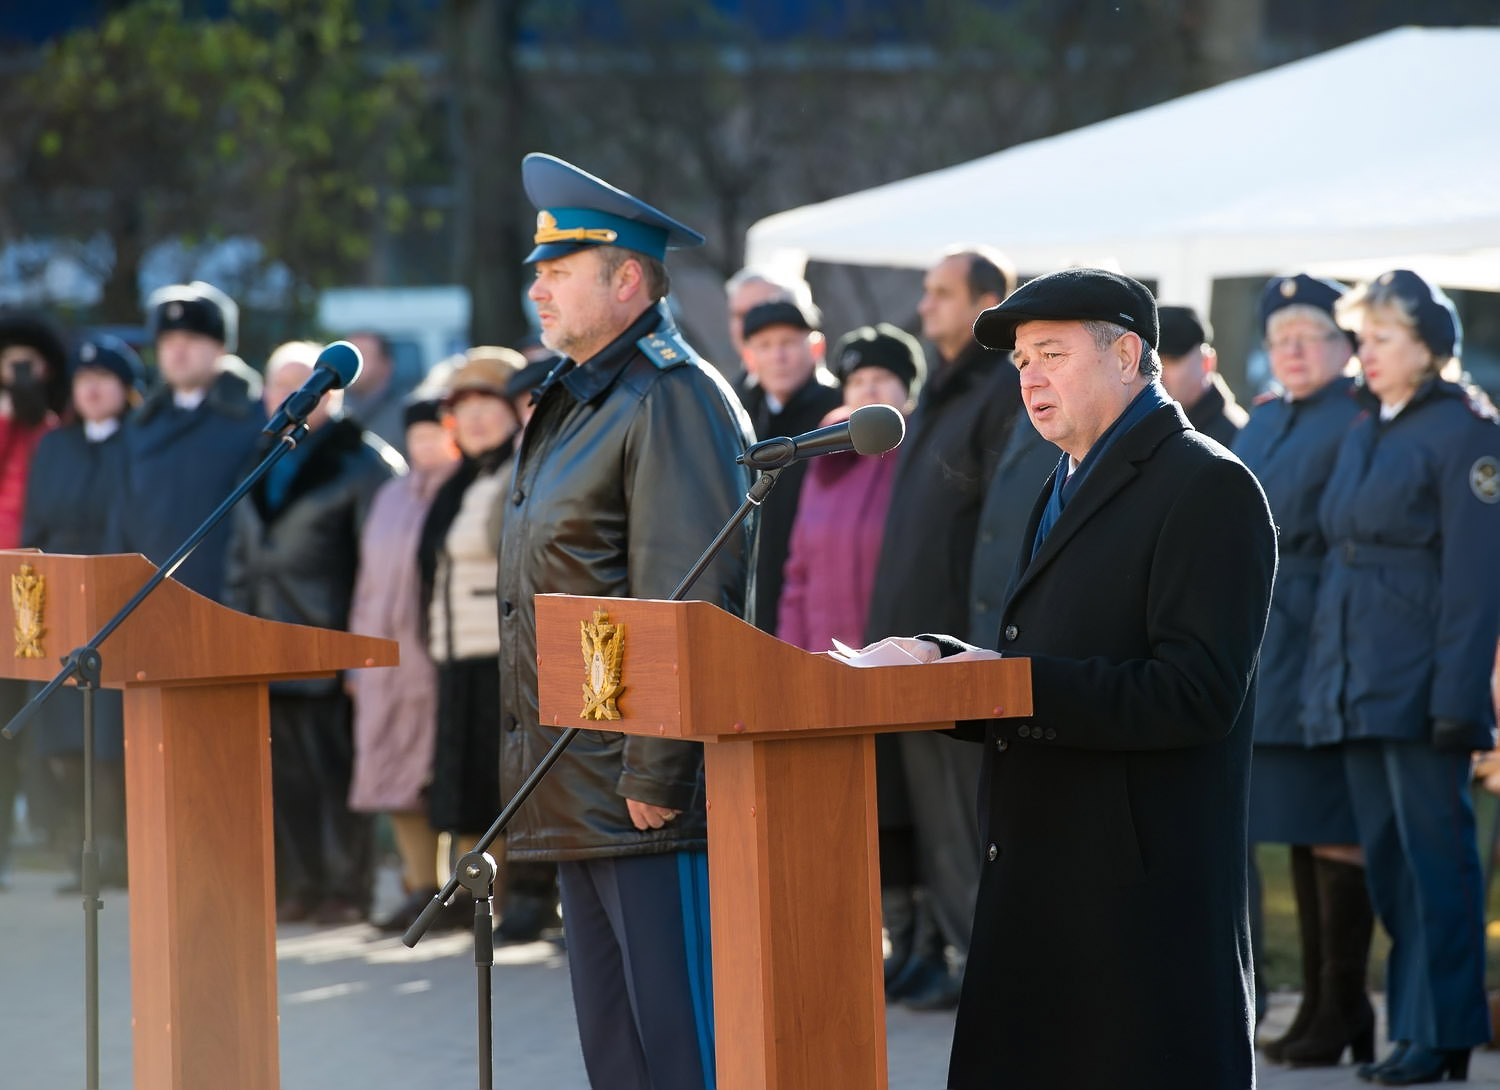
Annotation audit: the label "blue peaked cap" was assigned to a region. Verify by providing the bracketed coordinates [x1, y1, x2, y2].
[522, 153, 705, 264]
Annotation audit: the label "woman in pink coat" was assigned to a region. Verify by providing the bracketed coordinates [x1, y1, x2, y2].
[347, 397, 461, 931]
[776, 324, 924, 652]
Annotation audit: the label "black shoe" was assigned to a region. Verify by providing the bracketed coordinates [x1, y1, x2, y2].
[1359, 1042, 1410, 1082]
[900, 965, 962, 1011]
[886, 951, 949, 1003]
[496, 891, 560, 943]
[374, 887, 440, 934]
[1375, 1045, 1470, 1085]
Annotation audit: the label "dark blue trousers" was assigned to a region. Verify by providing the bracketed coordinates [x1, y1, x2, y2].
[558, 850, 715, 1090]
[1343, 740, 1490, 1048]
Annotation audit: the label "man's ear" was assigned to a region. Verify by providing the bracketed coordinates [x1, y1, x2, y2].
[615, 257, 645, 303]
[1117, 331, 1145, 383]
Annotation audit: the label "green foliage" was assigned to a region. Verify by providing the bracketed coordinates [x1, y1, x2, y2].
[18, 0, 433, 313]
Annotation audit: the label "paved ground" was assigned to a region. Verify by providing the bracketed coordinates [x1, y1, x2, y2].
[2, 864, 1498, 1089]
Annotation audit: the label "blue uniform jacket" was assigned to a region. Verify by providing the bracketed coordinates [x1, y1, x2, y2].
[1233, 377, 1361, 746]
[1302, 378, 1500, 749]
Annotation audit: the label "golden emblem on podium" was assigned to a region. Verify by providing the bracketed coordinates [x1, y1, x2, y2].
[580, 609, 625, 721]
[11, 563, 46, 659]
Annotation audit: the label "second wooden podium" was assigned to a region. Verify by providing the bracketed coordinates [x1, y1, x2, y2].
[536, 594, 1031, 1090]
[1, 551, 397, 1090]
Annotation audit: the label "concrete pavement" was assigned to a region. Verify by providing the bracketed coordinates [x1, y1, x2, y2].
[2, 864, 1497, 1088]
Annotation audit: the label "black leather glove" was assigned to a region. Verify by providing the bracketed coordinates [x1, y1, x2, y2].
[1430, 716, 1481, 752]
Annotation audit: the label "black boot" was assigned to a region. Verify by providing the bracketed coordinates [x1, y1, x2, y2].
[1262, 846, 1320, 1063]
[1283, 856, 1376, 1067]
[1374, 1045, 1470, 1084]
[887, 890, 954, 1005]
[1358, 1042, 1410, 1082]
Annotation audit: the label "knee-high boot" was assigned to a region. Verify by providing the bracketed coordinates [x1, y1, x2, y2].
[1263, 845, 1320, 1062]
[1283, 856, 1376, 1067]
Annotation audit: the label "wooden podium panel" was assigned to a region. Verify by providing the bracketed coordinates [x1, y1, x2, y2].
[1, 552, 396, 1090]
[536, 594, 1031, 1090]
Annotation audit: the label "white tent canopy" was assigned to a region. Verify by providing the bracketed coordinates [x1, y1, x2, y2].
[745, 27, 1500, 312]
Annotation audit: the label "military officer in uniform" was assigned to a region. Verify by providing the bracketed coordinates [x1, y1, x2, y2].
[1303, 270, 1500, 1085]
[496, 154, 753, 1090]
[1236, 275, 1373, 1068]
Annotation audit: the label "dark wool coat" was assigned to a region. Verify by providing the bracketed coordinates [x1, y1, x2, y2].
[110, 370, 265, 602]
[223, 418, 400, 696]
[936, 402, 1276, 1090]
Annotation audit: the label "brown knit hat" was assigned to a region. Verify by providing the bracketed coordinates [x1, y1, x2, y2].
[444, 346, 525, 405]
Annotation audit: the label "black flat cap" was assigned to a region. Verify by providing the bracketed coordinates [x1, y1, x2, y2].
[973, 268, 1158, 351]
[1156, 306, 1212, 358]
[741, 299, 816, 342]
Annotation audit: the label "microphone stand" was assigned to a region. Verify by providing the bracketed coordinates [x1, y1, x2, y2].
[403, 466, 783, 1090]
[1, 419, 312, 1090]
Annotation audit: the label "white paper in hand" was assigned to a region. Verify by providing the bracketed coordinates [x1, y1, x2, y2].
[828, 637, 929, 667]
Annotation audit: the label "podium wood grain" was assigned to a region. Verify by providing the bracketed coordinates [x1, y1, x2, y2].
[536, 594, 1031, 1090]
[1, 552, 396, 1090]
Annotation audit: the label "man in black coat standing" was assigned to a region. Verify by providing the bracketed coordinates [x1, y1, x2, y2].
[1156, 304, 1247, 447]
[866, 246, 1023, 1006]
[916, 269, 1276, 1090]
[224, 340, 401, 924]
[732, 299, 841, 634]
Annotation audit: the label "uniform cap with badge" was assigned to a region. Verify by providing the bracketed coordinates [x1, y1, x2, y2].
[972, 267, 1159, 352]
[1347, 269, 1463, 361]
[1260, 273, 1349, 330]
[146, 281, 239, 352]
[71, 334, 146, 393]
[522, 153, 705, 264]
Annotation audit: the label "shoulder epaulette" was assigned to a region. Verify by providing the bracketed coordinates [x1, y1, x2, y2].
[637, 328, 696, 370]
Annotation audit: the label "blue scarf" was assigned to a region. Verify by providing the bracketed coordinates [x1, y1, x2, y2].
[1030, 382, 1169, 561]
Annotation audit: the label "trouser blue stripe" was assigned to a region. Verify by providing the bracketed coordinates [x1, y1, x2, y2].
[677, 849, 716, 1089]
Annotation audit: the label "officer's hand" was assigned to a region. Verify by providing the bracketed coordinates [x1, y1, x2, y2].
[626, 798, 682, 831]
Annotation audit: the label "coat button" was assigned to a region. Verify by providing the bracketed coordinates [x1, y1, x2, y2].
[1003, 624, 1019, 641]
[1044, 728, 1056, 741]
[996, 738, 1008, 753]
[1018, 725, 1030, 738]
[512, 488, 526, 506]
[505, 715, 518, 732]
[501, 599, 514, 617]
[987, 844, 999, 862]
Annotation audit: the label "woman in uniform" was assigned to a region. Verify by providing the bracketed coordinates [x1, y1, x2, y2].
[1304, 270, 1500, 1085]
[1237, 276, 1373, 1068]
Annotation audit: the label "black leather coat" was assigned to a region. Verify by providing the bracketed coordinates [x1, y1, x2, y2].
[223, 418, 401, 695]
[497, 304, 754, 862]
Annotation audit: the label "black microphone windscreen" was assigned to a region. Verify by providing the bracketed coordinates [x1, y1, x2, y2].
[316, 340, 364, 389]
[847, 404, 905, 456]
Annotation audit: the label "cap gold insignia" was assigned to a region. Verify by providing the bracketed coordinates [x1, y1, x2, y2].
[1471, 456, 1500, 504]
[580, 609, 625, 721]
[535, 209, 618, 247]
[11, 563, 46, 660]
[1279, 279, 1297, 298]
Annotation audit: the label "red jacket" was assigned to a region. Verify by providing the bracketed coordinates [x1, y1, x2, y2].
[0, 415, 57, 549]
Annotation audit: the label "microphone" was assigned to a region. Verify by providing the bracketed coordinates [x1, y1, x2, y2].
[738, 403, 905, 470]
[262, 340, 364, 435]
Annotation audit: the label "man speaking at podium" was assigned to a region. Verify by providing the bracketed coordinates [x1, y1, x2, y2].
[912, 269, 1277, 1090]
[496, 154, 753, 1090]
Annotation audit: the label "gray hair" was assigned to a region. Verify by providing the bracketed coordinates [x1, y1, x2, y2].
[596, 246, 671, 303]
[724, 266, 822, 326]
[1266, 303, 1341, 342]
[1080, 319, 1160, 380]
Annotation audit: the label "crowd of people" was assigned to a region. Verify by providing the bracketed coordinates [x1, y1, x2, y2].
[0, 209, 1498, 1087]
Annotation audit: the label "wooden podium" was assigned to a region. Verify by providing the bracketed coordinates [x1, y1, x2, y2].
[536, 594, 1032, 1090]
[1, 551, 397, 1090]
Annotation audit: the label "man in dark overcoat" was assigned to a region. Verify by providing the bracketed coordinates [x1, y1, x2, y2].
[916, 269, 1277, 1090]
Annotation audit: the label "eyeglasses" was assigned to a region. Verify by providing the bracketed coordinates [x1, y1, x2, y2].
[1266, 332, 1340, 354]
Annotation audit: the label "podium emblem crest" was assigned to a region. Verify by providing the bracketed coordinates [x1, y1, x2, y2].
[11, 563, 46, 659]
[580, 609, 625, 721]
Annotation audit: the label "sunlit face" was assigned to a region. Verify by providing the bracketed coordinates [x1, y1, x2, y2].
[1158, 347, 1210, 408]
[448, 391, 519, 457]
[728, 278, 786, 357]
[1013, 320, 1140, 463]
[265, 354, 337, 430]
[155, 330, 222, 393]
[72, 368, 129, 424]
[740, 324, 818, 404]
[405, 419, 459, 474]
[528, 249, 628, 363]
[1356, 309, 1432, 406]
[1265, 311, 1350, 401]
[842, 366, 909, 412]
[917, 255, 991, 357]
